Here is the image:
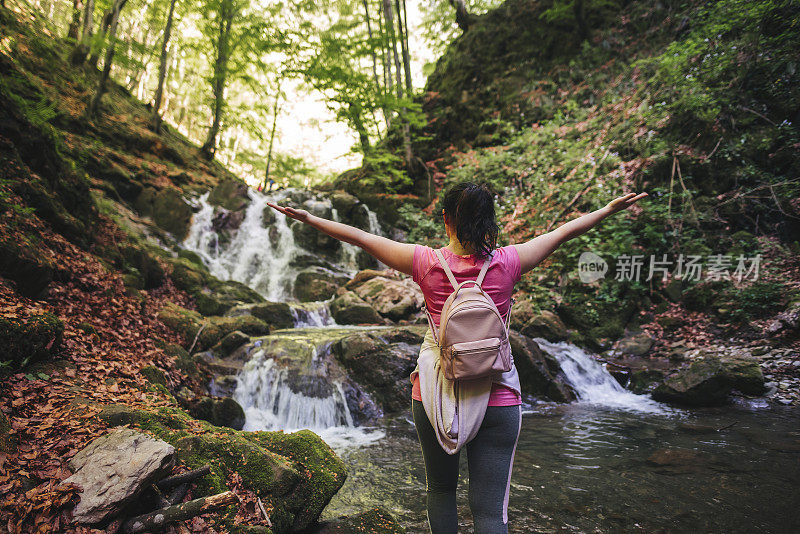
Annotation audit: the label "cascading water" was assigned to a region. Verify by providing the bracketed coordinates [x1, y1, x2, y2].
[532, 337, 678, 415]
[232, 333, 384, 449]
[183, 189, 299, 301]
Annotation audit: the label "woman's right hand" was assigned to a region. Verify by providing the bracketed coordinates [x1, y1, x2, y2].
[266, 202, 311, 223]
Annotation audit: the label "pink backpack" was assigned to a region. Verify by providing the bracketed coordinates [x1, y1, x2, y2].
[422, 248, 514, 381]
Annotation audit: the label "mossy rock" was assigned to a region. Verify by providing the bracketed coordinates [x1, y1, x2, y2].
[627, 368, 668, 394]
[157, 303, 269, 350]
[330, 291, 383, 325]
[509, 331, 575, 402]
[227, 302, 294, 330]
[0, 312, 64, 369]
[0, 237, 54, 299]
[177, 248, 206, 267]
[682, 280, 731, 312]
[97, 404, 346, 533]
[186, 396, 246, 430]
[150, 188, 193, 240]
[119, 243, 165, 289]
[311, 507, 407, 533]
[140, 365, 168, 386]
[208, 178, 250, 212]
[294, 270, 346, 302]
[556, 286, 638, 351]
[520, 310, 567, 342]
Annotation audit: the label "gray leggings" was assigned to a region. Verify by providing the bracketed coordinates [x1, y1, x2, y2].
[412, 399, 522, 534]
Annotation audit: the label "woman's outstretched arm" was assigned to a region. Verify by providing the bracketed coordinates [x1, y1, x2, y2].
[266, 201, 415, 276]
[514, 192, 648, 276]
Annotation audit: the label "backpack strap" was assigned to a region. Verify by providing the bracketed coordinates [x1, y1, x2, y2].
[433, 248, 459, 290]
[475, 251, 494, 287]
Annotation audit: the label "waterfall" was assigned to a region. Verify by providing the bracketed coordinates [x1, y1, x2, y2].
[532, 338, 676, 415]
[232, 337, 384, 449]
[183, 190, 297, 301]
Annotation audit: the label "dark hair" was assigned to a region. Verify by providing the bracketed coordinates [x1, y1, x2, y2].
[441, 181, 499, 259]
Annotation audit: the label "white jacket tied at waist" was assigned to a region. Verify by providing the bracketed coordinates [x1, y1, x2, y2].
[409, 327, 522, 455]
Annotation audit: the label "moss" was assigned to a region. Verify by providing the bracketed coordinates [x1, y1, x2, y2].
[97, 404, 344, 533]
[315, 507, 407, 533]
[0, 312, 64, 370]
[207, 178, 250, 211]
[0, 237, 54, 299]
[151, 188, 193, 240]
[140, 365, 168, 386]
[157, 302, 269, 350]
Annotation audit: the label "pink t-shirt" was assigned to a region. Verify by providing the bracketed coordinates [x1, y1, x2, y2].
[411, 245, 522, 406]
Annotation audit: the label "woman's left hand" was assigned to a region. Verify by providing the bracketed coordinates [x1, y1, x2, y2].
[266, 201, 311, 223]
[605, 192, 648, 215]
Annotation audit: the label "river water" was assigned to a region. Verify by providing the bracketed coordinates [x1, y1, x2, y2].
[182, 187, 800, 533]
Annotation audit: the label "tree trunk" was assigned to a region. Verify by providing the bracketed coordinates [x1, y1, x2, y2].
[122, 491, 238, 534]
[389, 0, 412, 169]
[448, 0, 472, 32]
[200, 0, 234, 160]
[362, 0, 387, 129]
[86, 0, 127, 118]
[377, 0, 391, 129]
[383, 0, 402, 99]
[150, 0, 178, 133]
[574, 0, 588, 40]
[263, 78, 282, 188]
[67, 0, 83, 41]
[349, 102, 371, 155]
[400, 0, 412, 94]
[70, 0, 94, 65]
[395, 0, 412, 94]
[88, 9, 114, 69]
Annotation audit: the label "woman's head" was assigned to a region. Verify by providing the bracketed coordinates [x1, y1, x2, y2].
[441, 181, 499, 259]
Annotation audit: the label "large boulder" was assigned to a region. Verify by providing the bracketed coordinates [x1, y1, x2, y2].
[168, 257, 264, 315]
[227, 301, 295, 330]
[157, 302, 270, 351]
[291, 220, 341, 255]
[331, 328, 425, 414]
[148, 188, 193, 240]
[652, 353, 767, 406]
[509, 331, 575, 402]
[294, 269, 349, 302]
[330, 290, 384, 325]
[520, 310, 568, 342]
[97, 404, 347, 532]
[615, 328, 656, 356]
[207, 178, 250, 212]
[185, 396, 246, 430]
[62, 428, 175, 524]
[351, 276, 424, 322]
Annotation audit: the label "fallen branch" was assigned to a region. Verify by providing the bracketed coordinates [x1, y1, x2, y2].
[122, 491, 238, 534]
[157, 465, 212, 491]
[188, 323, 207, 354]
[717, 421, 738, 432]
[256, 497, 272, 528]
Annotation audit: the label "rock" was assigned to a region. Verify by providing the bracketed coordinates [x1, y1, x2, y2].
[330, 291, 383, 325]
[97, 404, 347, 532]
[508, 331, 575, 402]
[328, 190, 359, 219]
[0, 237, 54, 299]
[295, 269, 348, 302]
[168, 257, 263, 315]
[62, 428, 175, 524]
[150, 188, 193, 240]
[652, 354, 766, 406]
[186, 396, 246, 430]
[207, 178, 250, 211]
[351, 276, 424, 322]
[332, 329, 421, 413]
[662, 278, 685, 303]
[227, 301, 295, 330]
[616, 330, 655, 356]
[211, 330, 250, 356]
[626, 368, 668, 393]
[291, 220, 341, 255]
[310, 507, 407, 533]
[0, 312, 64, 369]
[655, 314, 682, 331]
[139, 365, 167, 386]
[157, 303, 269, 351]
[556, 287, 638, 351]
[646, 447, 704, 474]
[520, 310, 567, 342]
[766, 300, 800, 335]
[344, 269, 389, 290]
[509, 298, 538, 332]
[119, 243, 164, 289]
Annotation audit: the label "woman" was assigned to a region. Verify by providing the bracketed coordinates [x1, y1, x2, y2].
[267, 182, 647, 533]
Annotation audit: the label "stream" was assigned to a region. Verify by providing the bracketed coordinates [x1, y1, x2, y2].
[182, 187, 800, 533]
